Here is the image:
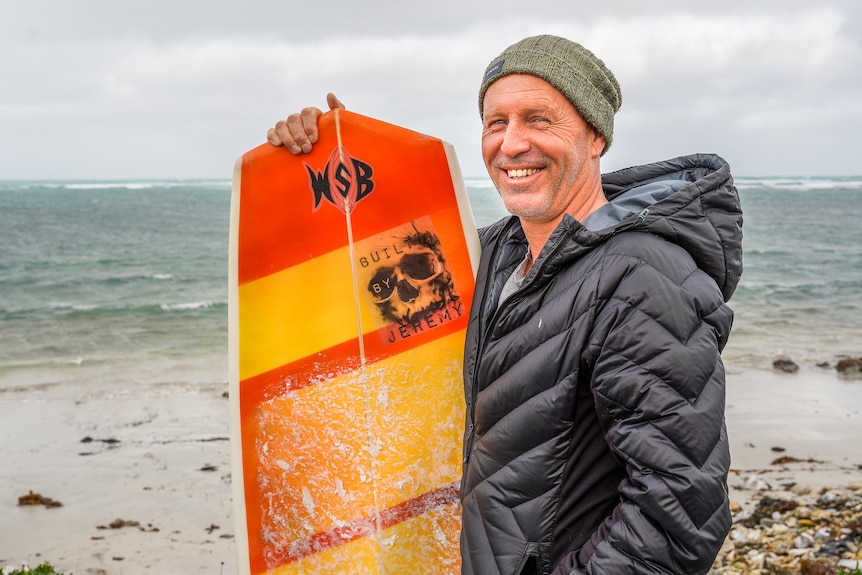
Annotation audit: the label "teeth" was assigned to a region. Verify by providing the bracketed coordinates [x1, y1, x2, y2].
[507, 168, 539, 178]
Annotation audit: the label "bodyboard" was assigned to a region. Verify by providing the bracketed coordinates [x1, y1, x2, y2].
[229, 109, 480, 574]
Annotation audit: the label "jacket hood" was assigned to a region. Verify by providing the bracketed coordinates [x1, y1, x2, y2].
[479, 153, 743, 302]
[598, 153, 743, 301]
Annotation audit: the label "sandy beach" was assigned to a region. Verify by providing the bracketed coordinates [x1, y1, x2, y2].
[2, 364, 861, 574]
[0, 379, 236, 575]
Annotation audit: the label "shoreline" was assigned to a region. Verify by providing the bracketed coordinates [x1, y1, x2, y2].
[2, 365, 861, 574]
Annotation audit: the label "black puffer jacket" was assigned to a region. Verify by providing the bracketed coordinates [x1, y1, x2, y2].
[460, 154, 743, 575]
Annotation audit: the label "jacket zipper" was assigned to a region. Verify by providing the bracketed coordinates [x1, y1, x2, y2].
[462, 220, 570, 465]
[463, 219, 522, 466]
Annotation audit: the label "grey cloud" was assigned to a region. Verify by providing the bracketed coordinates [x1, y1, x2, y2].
[2, 0, 861, 178]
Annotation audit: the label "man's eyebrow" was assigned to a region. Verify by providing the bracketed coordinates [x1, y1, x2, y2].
[485, 102, 554, 115]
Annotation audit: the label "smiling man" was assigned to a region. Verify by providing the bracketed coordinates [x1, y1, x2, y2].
[268, 34, 743, 575]
[479, 71, 608, 271]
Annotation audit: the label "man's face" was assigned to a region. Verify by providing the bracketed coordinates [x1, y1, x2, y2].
[481, 74, 606, 226]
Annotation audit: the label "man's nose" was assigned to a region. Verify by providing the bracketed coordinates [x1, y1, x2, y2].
[499, 120, 531, 157]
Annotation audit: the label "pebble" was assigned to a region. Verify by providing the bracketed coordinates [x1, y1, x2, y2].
[741, 474, 772, 492]
[792, 483, 812, 496]
[710, 482, 862, 573]
[773, 357, 800, 373]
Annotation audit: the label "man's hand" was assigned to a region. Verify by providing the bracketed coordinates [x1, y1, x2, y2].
[267, 93, 346, 154]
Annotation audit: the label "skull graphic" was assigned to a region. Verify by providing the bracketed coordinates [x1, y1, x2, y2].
[367, 229, 457, 324]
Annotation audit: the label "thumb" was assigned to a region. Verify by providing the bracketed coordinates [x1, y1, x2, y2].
[326, 93, 346, 110]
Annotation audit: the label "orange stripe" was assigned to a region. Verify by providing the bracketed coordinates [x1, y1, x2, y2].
[237, 112, 462, 285]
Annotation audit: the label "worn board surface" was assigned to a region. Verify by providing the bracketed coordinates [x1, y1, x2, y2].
[229, 110, 479, 574]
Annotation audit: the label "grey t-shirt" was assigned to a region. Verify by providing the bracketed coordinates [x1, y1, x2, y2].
[498, 252, 532, 307]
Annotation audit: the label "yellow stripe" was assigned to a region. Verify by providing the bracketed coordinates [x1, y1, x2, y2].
[248, 331, 466, 542]
[238, 246, 367, 380]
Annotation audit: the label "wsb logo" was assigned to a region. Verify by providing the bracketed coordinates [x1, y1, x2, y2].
[305, 146, 374, 213]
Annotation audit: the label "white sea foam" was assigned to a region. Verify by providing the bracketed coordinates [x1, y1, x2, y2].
[0, 179, 230, 192]
[160, 301, 214, 311]
[460, 176, 862, 192]
[64, 182, 159, 190]
[735, 176, 862, 191]
[60, 180, 231, 191]
[463, 177, 496, 189]
[48, 302, 98, 311]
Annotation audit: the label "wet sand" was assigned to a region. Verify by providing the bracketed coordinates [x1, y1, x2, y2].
[725, 365, 862, 502]
[1, 365, 861, 574]
[1, 381, 236, 574]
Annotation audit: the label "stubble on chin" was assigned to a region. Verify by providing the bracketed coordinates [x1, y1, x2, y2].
[497, 186, 554, 221]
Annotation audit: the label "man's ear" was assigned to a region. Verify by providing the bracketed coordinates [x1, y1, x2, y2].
[591, 130, 607, 158]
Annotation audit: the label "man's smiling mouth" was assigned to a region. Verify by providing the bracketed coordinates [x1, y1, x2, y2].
[507, 168, 540, 178]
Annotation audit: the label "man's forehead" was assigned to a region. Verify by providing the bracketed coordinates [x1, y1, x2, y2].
[483, 75, 568, 110]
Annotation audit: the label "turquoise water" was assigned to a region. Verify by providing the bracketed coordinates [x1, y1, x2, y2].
[0, 181, 230, 390]
[725, 177, 862, 366]
[0, 175, 860, 391]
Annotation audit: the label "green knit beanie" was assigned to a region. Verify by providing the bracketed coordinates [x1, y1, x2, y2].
[478, 35, 622, 154]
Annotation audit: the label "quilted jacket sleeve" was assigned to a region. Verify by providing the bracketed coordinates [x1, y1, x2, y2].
[555, 237, 733, 575]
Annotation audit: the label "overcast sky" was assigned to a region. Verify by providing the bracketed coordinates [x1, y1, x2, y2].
[4, 0, 861, 180]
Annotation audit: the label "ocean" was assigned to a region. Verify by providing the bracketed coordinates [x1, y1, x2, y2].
[1, 175, 860, 393]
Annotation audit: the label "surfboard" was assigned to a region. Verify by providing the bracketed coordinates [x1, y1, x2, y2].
[228, 109, 480, 574]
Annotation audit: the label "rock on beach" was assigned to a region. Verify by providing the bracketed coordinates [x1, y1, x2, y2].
[711, 478, 862, 574]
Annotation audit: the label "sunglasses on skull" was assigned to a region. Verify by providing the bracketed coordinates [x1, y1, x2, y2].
[368, 252, 443, 302]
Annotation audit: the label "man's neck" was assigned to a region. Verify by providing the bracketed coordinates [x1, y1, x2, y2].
[521, 186, 608, 267]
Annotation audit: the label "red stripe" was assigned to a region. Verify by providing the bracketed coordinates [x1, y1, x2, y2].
[262, 482, 460, 569]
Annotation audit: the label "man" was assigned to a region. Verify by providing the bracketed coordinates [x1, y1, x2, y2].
[268, 34, 742, 575]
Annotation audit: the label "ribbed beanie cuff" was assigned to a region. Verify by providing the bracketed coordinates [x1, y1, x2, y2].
[478, 35, 622, 154]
